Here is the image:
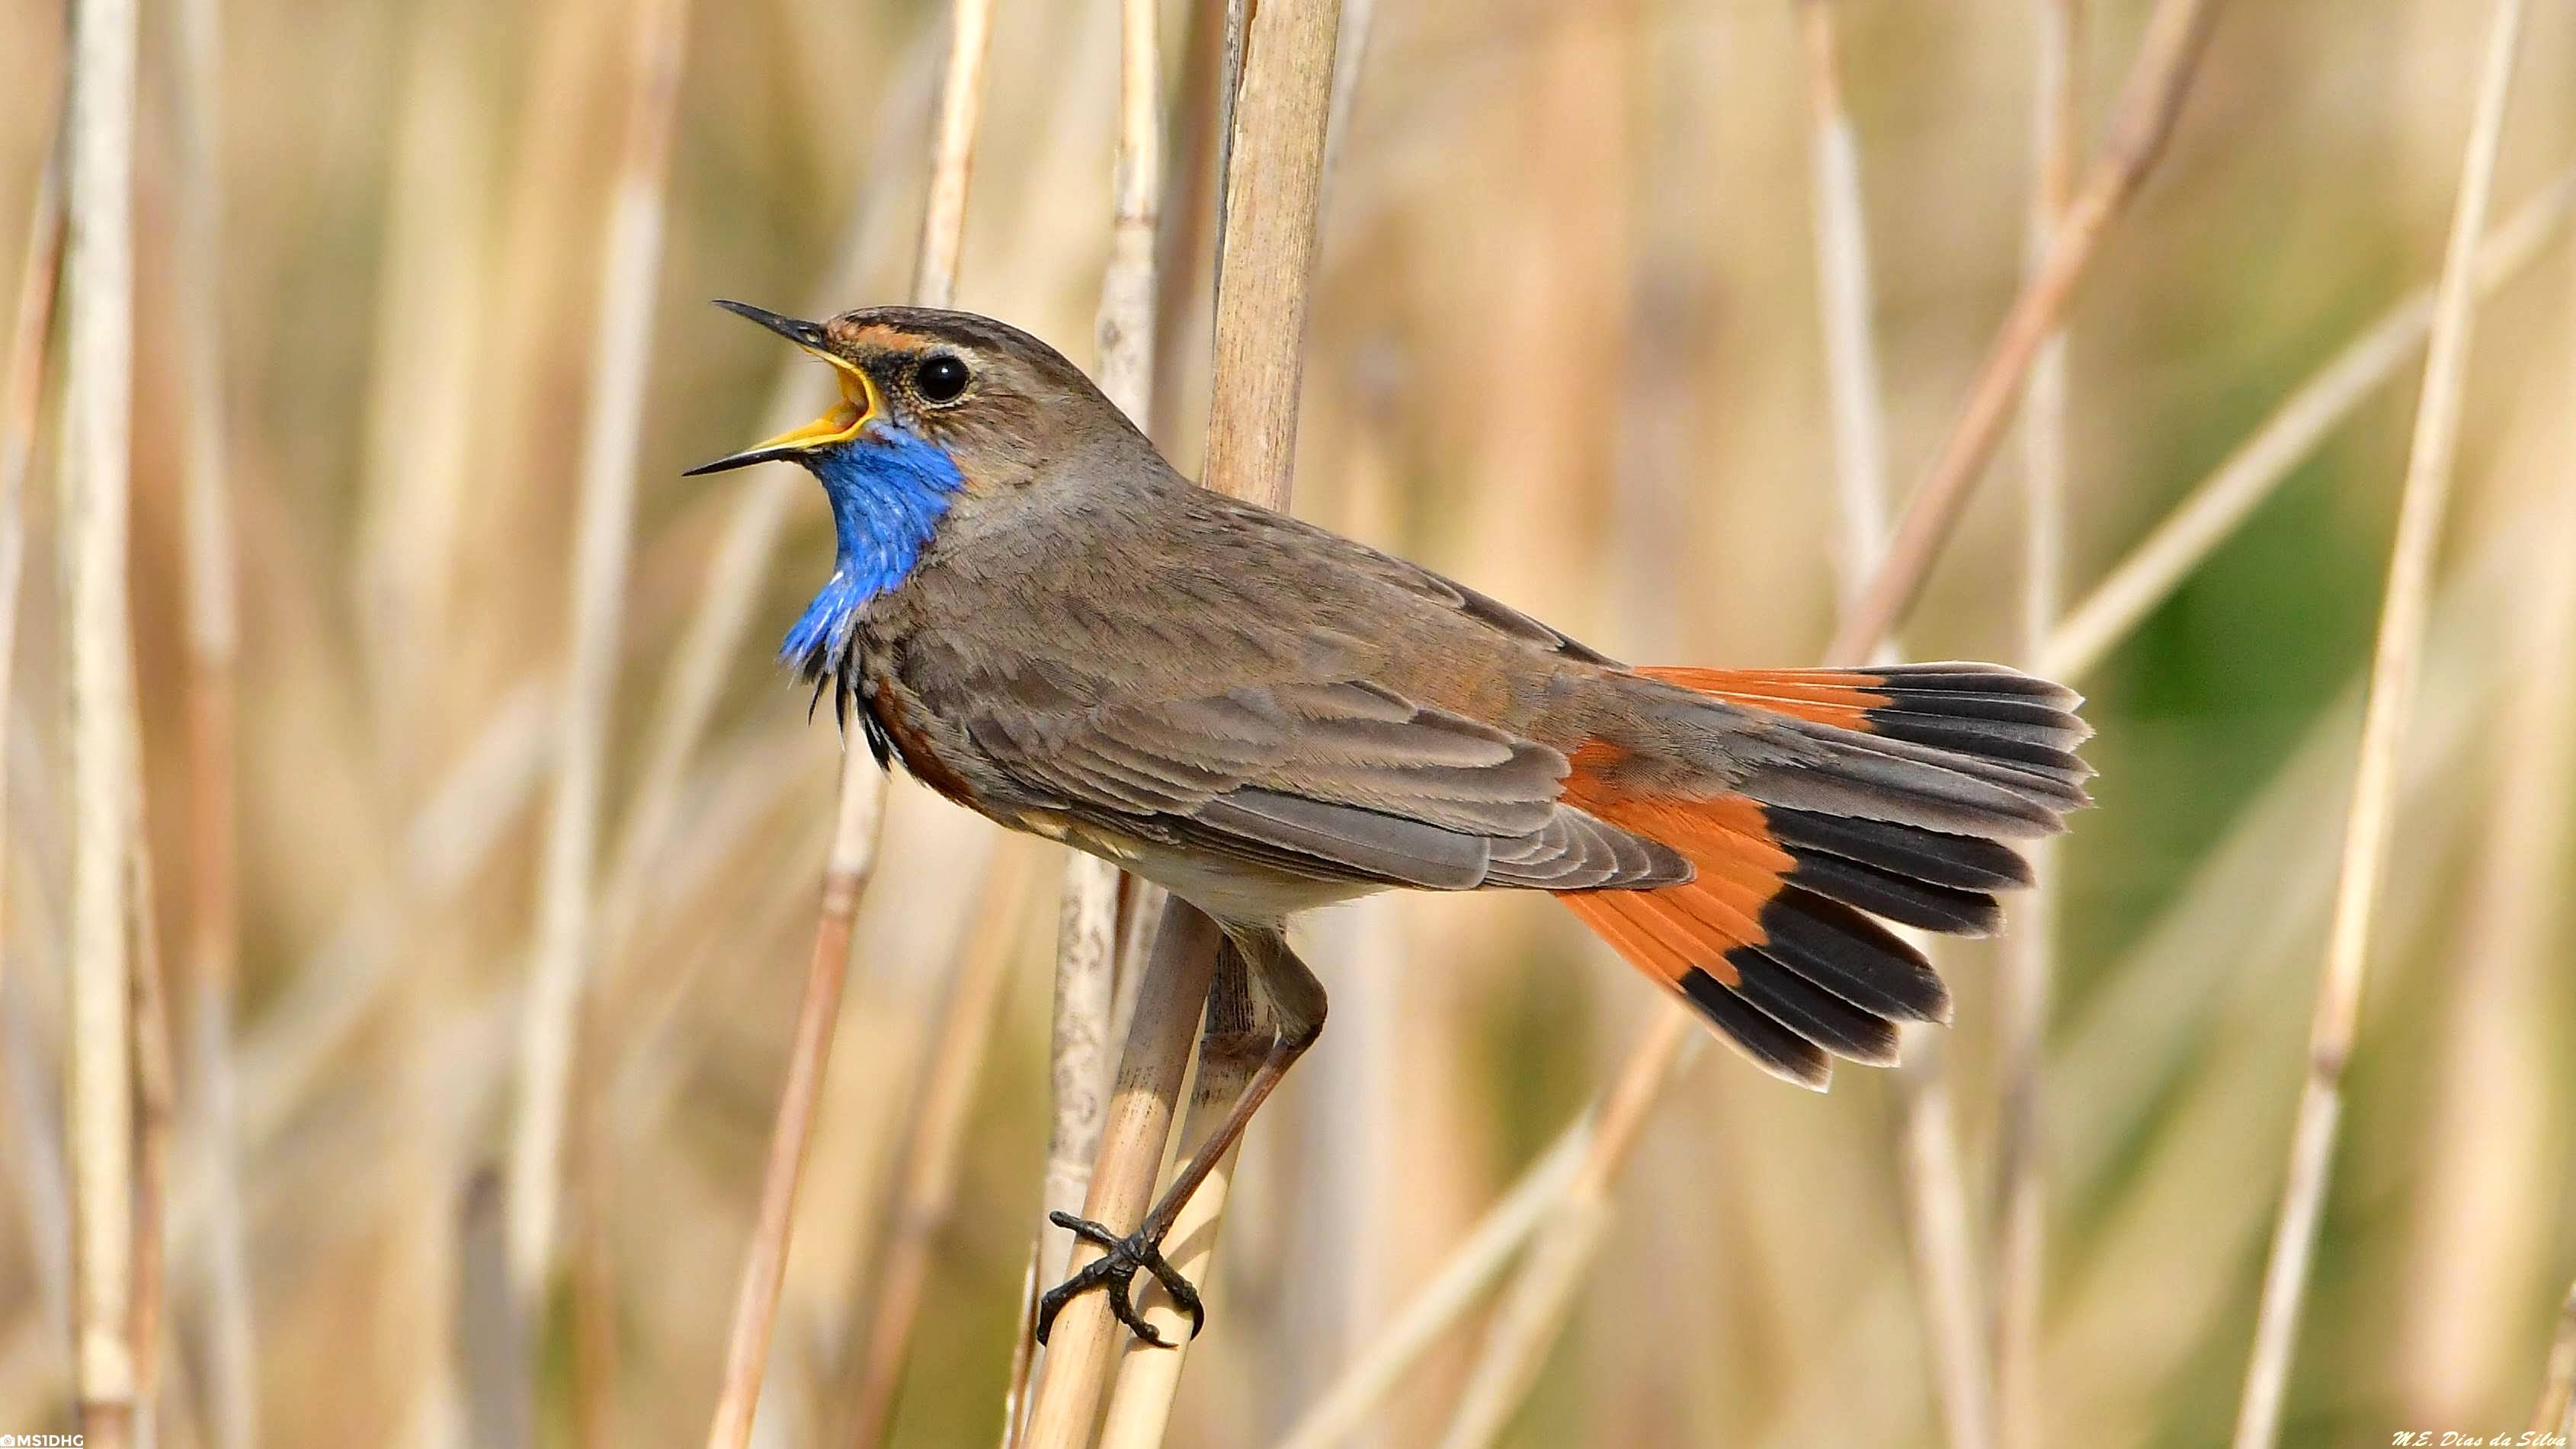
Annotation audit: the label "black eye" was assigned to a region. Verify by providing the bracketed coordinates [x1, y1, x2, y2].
[914, 354, 970, 403]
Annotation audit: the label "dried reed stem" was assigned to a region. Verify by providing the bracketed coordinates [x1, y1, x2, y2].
[915, 0, 993, 309]
[1317, 0, 1374, 220]
[507, 0, 697, 1300]
[1196, 0, 1341, 511]
[1430, 1192, 1609, 1449]
[121, 771, 174, 1439]
[1020, 905, 1227, 1449]
[1037, 0, 1165, 1329]
[703, 4, 993, 1442]
[1270, 1117, 1592, 1449]
[1030, 2, 1342, 1440]
[0, 83, 65, 1014]
[166, 0, 256, 1435]
[1996, 5, 2080, 1444]
[1149, 0, 1228, 453]
[571, 1024, 618, 1449]
[1076, 8, 1329, 1433]
[351, 13, 494, 778]
[1109, 880, 1170, 1056]
[1794, 11, 1995, 1444]
[998, 1245, 1042, 1448]
[1842, 0, 2216, 652]
[2229, 2, 2529, 1444]
[1043, 852, 1126, 1283]
[704, 757, 887, 1449]
[2485, 232, 2576, 1445]
[1097, 0, 1162, 429]
[1091, 1041, 1253, 1448]
[62, 0, 142, 1439]
[1794, 0, 1891, 611]
[0, 79, 68, 1412]
[2, 979, 73, 1375]
[2043, 168, 2574, 681]
[844, 847, 1036, 1447]
[2533, 1279, 2576, 1437]
[1892, 1040, 1994, 1449]
[1431, 1026, 1697, 1449]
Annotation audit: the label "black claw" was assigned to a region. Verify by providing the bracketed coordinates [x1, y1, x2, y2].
[1031, 1210, 1203, 1348]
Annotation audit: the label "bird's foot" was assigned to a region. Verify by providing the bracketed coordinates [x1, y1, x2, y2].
[1033, 1210, 1203, 1348]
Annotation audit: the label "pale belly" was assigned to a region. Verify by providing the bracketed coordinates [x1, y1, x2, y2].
[1013, 809, 1388, 928]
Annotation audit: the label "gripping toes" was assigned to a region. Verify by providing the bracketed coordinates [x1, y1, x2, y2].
[1032, 1210, 1205, 1348]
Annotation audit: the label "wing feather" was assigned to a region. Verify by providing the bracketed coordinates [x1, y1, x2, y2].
[960, 679, 1683, 893]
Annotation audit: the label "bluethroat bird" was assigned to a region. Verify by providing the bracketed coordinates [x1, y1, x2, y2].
[690, 302, 2091, 1346]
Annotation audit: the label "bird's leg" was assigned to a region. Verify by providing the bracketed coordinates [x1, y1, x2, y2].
[1035, 928, 1326, 1348]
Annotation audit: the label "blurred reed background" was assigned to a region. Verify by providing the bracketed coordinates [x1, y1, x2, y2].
[4, 0, 2576, 1445]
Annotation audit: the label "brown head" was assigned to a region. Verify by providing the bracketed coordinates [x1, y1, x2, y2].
[685, 302, 1154, 493]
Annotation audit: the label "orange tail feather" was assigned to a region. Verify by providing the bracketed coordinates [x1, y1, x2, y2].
[1555, 663, 2090, 1087]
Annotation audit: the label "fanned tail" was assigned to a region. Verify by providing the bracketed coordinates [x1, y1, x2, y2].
[1559, 663, 2090, 1088]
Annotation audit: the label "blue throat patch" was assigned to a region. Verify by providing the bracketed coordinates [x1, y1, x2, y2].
[782, 424, 967, 673]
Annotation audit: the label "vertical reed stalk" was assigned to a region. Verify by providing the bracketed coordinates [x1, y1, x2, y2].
[998, 1245, 1043, 1447]
[1089, 1029, 1253, 1446]
[0, 85, 67, 1397]
[2, 983, 73, 1376]
[1029, 2, 1344, 1441]
[1107, 880, 1169, 1056]
[842, 847, 1036, 1447]
[166, 0, 256, 1436]
[1148, 0, 1228, 454]
[0, 145, 67, 1403]
[1036, 0, 1165, 1336]
[914, 0, 994, 309]
[0, 92, 66, 1010]
[1041, 851, 1123, 1291]
[507, 0, 697, 1304]
[702, 754, 884, 1449]
[1891, 1038, 1994, 1449]
[1794, 11, 1994, 1444]
[61, 0, 142, 1440]
[1794, 0, 1890, 612]
[1019, 905, 1226, 1449]
[1997, 5, 2080, 1445]
[571, 1008, 619, 1449]
[1195, 0, 1341, 503]
[348, 23, 505, 1427]
[701, 5, 993, 1444]
[120, 770, 175, 1441]
[2230, 2, 2528, 1444]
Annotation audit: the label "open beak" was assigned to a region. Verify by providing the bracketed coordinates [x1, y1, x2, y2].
[683, 300, 877, 476]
